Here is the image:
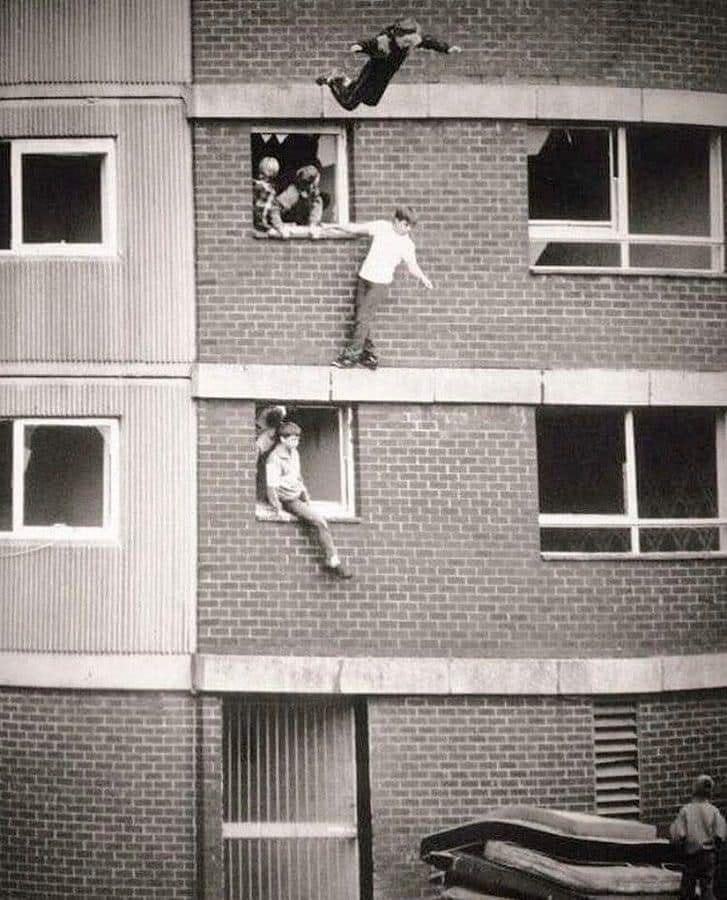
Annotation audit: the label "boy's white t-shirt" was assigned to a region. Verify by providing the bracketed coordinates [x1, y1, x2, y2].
[358, 220, 417, 284]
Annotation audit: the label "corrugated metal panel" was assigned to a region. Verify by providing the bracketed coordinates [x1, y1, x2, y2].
[0, 378, 196, 653]
[0, 100, 195, 363]
[593, 700, 641, 818]
[223, 698, 361, 900]
[0, 0, 190, 85]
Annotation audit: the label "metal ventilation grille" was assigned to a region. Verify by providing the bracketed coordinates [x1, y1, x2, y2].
[593, 701, 640, 818]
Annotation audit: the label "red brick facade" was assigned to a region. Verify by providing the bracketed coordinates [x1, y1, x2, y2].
[192, 0, 727, 93]
[0, 689, 197, 898]
[198, 399, 727, 657]
[195, 119, 727, 370]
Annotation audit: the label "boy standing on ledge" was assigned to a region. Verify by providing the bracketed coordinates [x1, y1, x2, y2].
[329, 206, 433, 369]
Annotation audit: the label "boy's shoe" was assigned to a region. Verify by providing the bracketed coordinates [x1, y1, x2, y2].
[315, 75, 330, 86]
[331, 353, 359, 368]
[323, 562, 353, 579]
[359, 351, 378, 370]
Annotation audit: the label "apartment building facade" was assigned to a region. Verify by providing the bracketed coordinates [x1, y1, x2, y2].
[2, 1, 727, 898]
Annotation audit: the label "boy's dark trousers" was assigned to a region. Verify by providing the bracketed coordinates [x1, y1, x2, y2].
[345, 277, 387, 359]
[681, 849, 717, 900]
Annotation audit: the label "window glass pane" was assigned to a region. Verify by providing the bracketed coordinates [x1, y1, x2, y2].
[24, 425, 105, 527]
[640, 527, 719, 553]
[251, 132, 337, 228]
[531, 241, 620, 267]
[22, 154, 103, 243]
[0, 143, 9, 249]
[292, 407, 342, 503]
[627, 127, 711, 236]
[634, 409, 717, 518]
[528, 128, 611, 221]
[0, 421, 11, 530]
[537, 409, 625, 514]
[628, 243, 712, 270]
[541, 528, 631, 553]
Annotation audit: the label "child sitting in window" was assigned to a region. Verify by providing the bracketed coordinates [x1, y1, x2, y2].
[266, 421, 352, 579]
[269, 165, 324, 238]
[252, 156, 280, 233]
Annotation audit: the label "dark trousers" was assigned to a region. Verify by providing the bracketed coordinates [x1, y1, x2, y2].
[283, 497, 337, 563]
[681, 850, 717, 900]
[344, 277, 387, 357]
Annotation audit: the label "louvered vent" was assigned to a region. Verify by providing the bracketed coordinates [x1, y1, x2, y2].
[593, 700, 640, 818]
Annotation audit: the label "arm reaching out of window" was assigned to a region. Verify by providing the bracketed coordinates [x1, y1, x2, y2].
[321, 221, 374, 237]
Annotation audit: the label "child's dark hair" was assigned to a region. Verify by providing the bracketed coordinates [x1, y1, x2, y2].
[693, 774, 714, 799]
[394, 205, 417, 226]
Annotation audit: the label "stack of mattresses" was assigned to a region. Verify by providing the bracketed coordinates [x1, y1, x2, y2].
[421, 807, 682, 900]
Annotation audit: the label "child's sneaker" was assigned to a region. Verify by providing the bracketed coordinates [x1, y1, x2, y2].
[360, 350, 378, 370]
[331, 351, 359, 368]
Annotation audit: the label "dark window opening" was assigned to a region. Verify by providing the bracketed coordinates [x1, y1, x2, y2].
[634, 408, 717, 519]
[541, 527, 631, 554]
[531, 241, 620, 268]
[0, 420, 11, 530]
[528, 128, 611, 221]
[24, 425, 105, 527]
[251, 132, 339, 228]
[627, 126, 711, 236]
[0, 143, 9, 249]
[537, 408, 625, 515]
[22, 153, 103, 243]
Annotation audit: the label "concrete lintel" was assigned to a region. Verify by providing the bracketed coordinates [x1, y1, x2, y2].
[339, 657, 449, 694]
[0, 653, 191, 690]
[558, 657, 662, 695]
[0, 83, 189, 102]
[330, 367, 436, 402]
[650, 371, 727, 406]
[435, 368, 540, 403]
[190, 82, 322, 119]
[192, 363, 330, 400]
[450, 658, 558, 694]
[536, 85, 642, 122]
[194, 654, 341, 693]
[190, 83, 726, 127]
[661, 653, 727, 692]
[542, 369, 650, 406]
[642, 89, 727, 127]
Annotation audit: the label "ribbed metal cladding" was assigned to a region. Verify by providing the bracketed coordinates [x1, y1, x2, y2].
[593, 700, 641, 819]
[223, 698, 361, 900]
[0, 0, 190, 84]
[0, 378, 195, 653]
[0, 99, 194, 363]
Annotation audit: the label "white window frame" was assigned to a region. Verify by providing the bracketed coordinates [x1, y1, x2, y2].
[539, 409, 727, 558]
[1, 138, 117, 257]
[528, 126, 724, 275]
[256, 405, 356, 520]
[251, 125, 350, 231]
[1, 417, 119, 541]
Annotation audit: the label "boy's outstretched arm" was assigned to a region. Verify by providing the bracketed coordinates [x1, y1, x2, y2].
[321, 221, 373, 236]
[406, 256, 433, 289]
[420, 35, 463, 54]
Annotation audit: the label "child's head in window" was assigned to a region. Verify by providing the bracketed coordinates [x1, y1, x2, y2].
[278, 421, 301, 450]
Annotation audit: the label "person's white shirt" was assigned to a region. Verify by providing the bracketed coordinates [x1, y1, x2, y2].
[358, 220, 417, 284]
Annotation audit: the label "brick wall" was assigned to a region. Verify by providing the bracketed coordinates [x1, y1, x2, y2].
[197, 400, 727, 657]
[0, 689, 197, 899]
[195, 119, 727, 370]
[640, 688, 727, 832]
[367, 695, 595, 900]
[192, 0, 727, 93]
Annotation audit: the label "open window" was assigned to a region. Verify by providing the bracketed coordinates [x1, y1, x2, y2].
[528, 125, 724, 274]
[536, 407, 727, 556]
[256, 404, 355, 519]
[0, 138, 116, 256]
[0, 418, 119, 539]
[250, 127, 349, 237]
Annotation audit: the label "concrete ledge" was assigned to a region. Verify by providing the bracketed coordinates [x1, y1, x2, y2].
[193, 364, 727, 407]
[542, 369, 650, 406]
[193, 364, 330, 401]
[0, 83, 189, 102]
[0, 653, 191, 690]
[190, 82, 727, 128]
[194, 653, 727, 695]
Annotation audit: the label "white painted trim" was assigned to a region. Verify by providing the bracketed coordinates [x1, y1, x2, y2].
[223, 822, 357, 840]
[0, 653, 192, 690]
[189, 83, 727, 128]
[194, 653, 727, 696]
[193, 364, 727, 407]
